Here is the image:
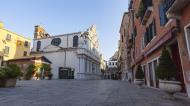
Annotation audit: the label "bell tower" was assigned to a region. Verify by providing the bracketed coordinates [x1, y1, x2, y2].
[34, 25, 50, 39]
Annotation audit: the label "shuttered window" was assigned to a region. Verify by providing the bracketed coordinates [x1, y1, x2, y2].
[143, 20, 157, 46]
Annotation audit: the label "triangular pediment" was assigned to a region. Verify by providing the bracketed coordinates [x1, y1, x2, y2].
[42, 45, 62, 52]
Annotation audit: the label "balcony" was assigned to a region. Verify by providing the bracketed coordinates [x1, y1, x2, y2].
[137, 0, 153, 25]
[166, 0, 190, 19]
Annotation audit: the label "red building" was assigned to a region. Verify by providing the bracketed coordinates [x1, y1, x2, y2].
[120, 0, 190, 97]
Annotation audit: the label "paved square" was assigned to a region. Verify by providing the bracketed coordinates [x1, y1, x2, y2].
[0, 80, 190, 106]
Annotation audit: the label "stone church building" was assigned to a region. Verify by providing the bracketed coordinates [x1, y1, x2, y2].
[31, 25, 101, 79]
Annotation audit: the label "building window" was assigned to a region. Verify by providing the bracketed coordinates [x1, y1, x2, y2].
[159, 0, 175, 26]
[85, 59, 87, 72]
[73, 35, 79, 47]
[148, 58, 159, 87]
[89, 62, 91, 72]
[4, 46, 10, 55]
[134, 26, 137, 37]
[159, 0, 168, 26]
[37, 41, 41, 52]
[23, 51, 27, 56]
[6, 34, 11, 41]
[138, 0, 153, 21]
[51, 38, 61, 46]
[184, 24, 190, 60]
[24, 41, 29, 47]
[109, 62, 111, 66]
[92, 64, 95, 72]
[144, 20, 156, 46]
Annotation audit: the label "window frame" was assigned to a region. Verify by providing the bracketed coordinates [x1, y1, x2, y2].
[6, 34, 11, 41]
[23, 51, 27, 56]
[147, 57, 160, 87]
[24, 41, 29, 47]
[144, 20, 157, 47]
[51, 38, 61, 46]
[73, 35, 79, 47]
[4, 46, 10, 55]
[159, 3, 169, 26]
[36, 41, 41, 52]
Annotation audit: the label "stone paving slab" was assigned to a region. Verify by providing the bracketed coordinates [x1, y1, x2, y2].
[0, 80, 190, 106]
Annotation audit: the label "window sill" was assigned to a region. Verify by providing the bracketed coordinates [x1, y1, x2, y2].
[164, 19, 173, 27]
[145, 36, 157, 48]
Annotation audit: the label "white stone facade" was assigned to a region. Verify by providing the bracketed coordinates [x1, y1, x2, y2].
[107, 60, 117, 69]
[31, 25, 101, 80]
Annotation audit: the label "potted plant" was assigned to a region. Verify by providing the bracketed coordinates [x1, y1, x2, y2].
[0, 64, 22, 87]
[134, 65, 145, 86]
[156, 47, 182, 98]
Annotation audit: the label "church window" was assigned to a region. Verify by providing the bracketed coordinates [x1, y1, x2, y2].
[73, 36, 79, 47]
[37, 41, 41, 51]
[51, 38, 61, 46]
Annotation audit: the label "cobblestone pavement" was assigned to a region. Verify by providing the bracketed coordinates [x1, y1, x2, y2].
[0, 80, 190, 106]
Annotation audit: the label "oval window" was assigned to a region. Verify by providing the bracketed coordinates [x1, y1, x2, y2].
[51, 38, 61, 46]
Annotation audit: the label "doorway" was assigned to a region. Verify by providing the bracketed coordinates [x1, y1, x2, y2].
[59, 67, 74, 79]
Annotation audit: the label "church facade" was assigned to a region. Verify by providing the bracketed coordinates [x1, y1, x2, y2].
[31, 25, 101, 79]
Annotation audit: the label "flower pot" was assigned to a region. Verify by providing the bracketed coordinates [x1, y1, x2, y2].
[159, 80, 182, 98]
[0, 78, 17, 87]
[134, 79, 144, 86]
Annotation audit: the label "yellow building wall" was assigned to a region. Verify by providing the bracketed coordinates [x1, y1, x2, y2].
[0, 26, 31, 61]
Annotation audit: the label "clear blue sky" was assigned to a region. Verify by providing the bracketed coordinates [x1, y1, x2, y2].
[0, 0, 128, 60]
